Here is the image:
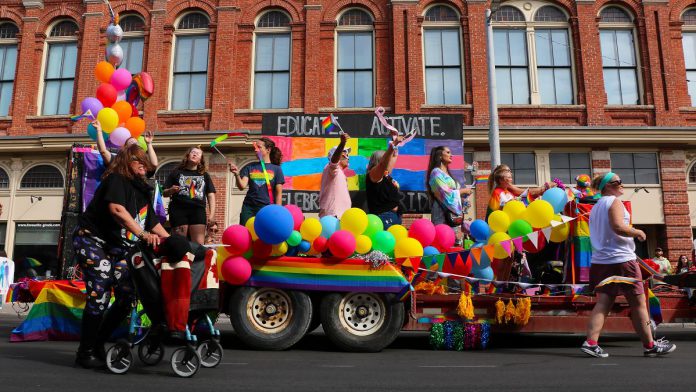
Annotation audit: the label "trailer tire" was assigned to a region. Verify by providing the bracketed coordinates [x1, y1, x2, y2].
[320, 292, 404, 352]
[229, 287, 312, 350]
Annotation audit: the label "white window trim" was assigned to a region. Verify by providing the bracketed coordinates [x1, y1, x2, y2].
[168, 13, 210, 111]
[687, 160, 696, 184]
[335, 8, 375, 109]
[608, 150, 660, 186]
[251, 10, 292, 110]
[421, 5, 465, 106]
[681, 9, 696, 106]
[18, 162, 65, 190]
[37, 20, 78, 116]
[0, 24, 18, 118]
[120, 15, 146, 75]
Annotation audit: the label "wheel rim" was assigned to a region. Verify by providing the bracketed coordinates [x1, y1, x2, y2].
[138, 338, 164, 366]
[337, 293, 386, 336]
[106, 344, 132, 374]
[197, 340, 223, 368]
[246, 288, 293, 334]
[171, 347, 200, 378]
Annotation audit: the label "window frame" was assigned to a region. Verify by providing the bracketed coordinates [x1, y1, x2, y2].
[118, 14, 146, 74]
[335, 8, 375, 109]
[501, 152, 538, 186]
[154, 160, 180, 185]
[609, 152, 660, 186]
[681, 8, 696, 107]
[0, 22, 18, 117]
[688, 160, 696, 184]
[19, 164, 65, 189]
[549, 151, 592, 184]
[39, 19, 79, 116]
[169, 12, 210, 111]
[0, 166, 9, 189]
[251, 10, 292, 110]
[598, 5, 642, 106]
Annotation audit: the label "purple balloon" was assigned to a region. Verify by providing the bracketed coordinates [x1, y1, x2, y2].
[80, 97, 103, 119]
[109, 127, 131, 147]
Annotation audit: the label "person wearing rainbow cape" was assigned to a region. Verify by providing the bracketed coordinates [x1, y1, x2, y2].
[486, 164, 554, 219]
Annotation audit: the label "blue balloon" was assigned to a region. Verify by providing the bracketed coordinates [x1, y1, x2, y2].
[472, 266, 494, 280]
[254, 205, 294, 245]
[320, 215, 340, 238]
[469, 219, 491, 242]
[423, 246, 440, 257]
[298, 240, 311, 253]
[285, 246, 299, 256]
[542, 187, 568, 214]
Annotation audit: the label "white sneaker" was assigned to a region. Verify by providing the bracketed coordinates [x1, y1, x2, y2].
[581, 341, 609, 358]
[644, 338, 676, 357]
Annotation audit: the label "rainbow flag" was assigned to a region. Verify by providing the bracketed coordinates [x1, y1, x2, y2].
[189, 181, 196, 199]
[475, 175, 489, 184]
[25, 257, 42, 268]
[648, 288, 663, 325]
[321, 114, 340, 134]
[125, 205, 148, 241]
[70, 109, 94, 122]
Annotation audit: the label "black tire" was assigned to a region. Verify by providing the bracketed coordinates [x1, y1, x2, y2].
[307, 296, 322, 333]
[229, 287, 312, 350]
[196, 339, 223, 368]
[105, 341, 133, 375]
[137, 337, 165, 366]
[320, 292, 404, 353]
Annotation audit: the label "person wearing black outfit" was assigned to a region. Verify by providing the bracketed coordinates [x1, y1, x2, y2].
[72, 143, 170, 369]
[164, 146, 216, 244]
[366, 136, 404, 229]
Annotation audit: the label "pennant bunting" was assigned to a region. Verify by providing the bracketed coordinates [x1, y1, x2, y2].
[512, 236, 525, 252]
[560, 215, 574, 223]
[435, 254, 446, 272]
[550, 220, 563, 228]
[541, 227, 553, 241]
[527, 231, 539, 249]
[447, 252, 460, 269]
[482, 245, 495, 261]
[410, 256, 422, 272]
[470, 247, 482, 265]
[500, 240, 513, 257]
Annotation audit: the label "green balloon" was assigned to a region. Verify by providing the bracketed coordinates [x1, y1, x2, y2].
[287, 230, 302, 247]
[371, 230, 396, 254]
[364, 214, 384, 238]
[137, 136, 148, 151]
[508, 219, 533, 240]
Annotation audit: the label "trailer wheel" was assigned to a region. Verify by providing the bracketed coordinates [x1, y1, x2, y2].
[229, 287, 312, 350]
[320, 292, 404, 352]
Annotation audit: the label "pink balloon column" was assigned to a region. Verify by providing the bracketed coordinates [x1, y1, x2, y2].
[408, 219, 436, 247]
[222, 225, 252, 256]
[221, 256, 252, 285]
[433, 224, 456, 251]
[328, 230, 356, 259]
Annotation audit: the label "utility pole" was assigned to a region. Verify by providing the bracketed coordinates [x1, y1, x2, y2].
[486, 8, 501, 168]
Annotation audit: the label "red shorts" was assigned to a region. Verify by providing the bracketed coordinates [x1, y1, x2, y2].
[589, 259, 644, 297]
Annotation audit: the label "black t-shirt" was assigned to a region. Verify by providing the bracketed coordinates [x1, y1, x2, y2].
[164, 169, 216, 208]
[366, 174, 401, 215]
[79, 174, 159, 246]
[241, 162, 285, 207]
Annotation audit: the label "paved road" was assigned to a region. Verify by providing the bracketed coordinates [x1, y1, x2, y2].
[1, 312, 696, 392]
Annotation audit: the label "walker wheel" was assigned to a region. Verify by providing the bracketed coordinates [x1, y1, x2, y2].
[137, 337, 165, 366]
[170, 346, 200, 378]
[196, 339, 224, 368]
[105, 342, 133, 375]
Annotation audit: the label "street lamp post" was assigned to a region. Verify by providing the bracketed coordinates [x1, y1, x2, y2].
[486, 6, 501, 169]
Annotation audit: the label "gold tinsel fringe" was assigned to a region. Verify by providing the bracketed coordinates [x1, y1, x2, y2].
[414, 281, 446, 295]
[457, 293, 475, 319]
[495, 299, 505, 324]
[504, 299, 516, 323]
[514, 297, 532, 326]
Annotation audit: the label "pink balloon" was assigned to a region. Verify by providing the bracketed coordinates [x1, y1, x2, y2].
[284, 204, 305, 231]
[221, 224, 252, 256]
[434, 224, 456, 250]
[221, 256, 252, 285]
[408, 219, 436, 247]
[109, 127, 131, 147]
[327, 230, 356, 259]
[110, 68, 132, 91]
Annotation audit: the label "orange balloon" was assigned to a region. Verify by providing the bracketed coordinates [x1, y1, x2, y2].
[125, 117, 146, 138]
[111, 100, 132, 123]
[95, 61, 115, 84]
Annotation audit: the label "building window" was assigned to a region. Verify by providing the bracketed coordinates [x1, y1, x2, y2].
[423, 5, 463, 105]
[172, 12, 209, 110]
[689, 162, 696, 183]
[610, 152, 659, 184]
[155, 161, 179, 185]
[0, 167, 9, 188]
[534, 6, 572, 104]
[682, 9, 696, 106]
[501, 152, 537, 184]
[42, 20, 78, 116]
[464, 152, 473, 186]
[253, 11, 291, 109]
[336, 9, 374, 108]
[0, 22, 17, 117]
[119, 14, 145, 74]
[20, 165, 64, 188]
[599, 7, 639, 105]
[550, 152, 591, 184]
[13, 222, 60, 279]
[493, 7, 529, 104]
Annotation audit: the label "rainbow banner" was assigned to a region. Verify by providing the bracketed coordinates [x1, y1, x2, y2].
[648, 288, 663, 325]
[246, 257, 409, 293]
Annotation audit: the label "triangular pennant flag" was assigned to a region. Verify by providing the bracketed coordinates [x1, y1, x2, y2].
[470, 247, 482, 265]
[527, 231, 540, 248]
[394, 257, 407, 267]
[512, 236, 524, 251]
[541, 227, 553, 241]
[401, 257, 413, 269]
[421, 255, 434, 268]
[459, 250, 470, 264]
[560, 215, 573, 223]
[550, 220, 562, 228]
[442, 254, 455, 274]
[435, 254, 446, 272]
[482, 245, 496, 261]
[410, 256, 422, 272]
[500, 240, 513, 257]
[447, 252, 460, 269]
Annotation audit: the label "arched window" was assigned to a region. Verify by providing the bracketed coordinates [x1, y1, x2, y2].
[493, 6, 525, 22]
[423, 5, 463, 105]
[336, 9, 374, 108]
[0, 167, 9, 189]
[689, 161, 696, 183]
[599, 6, 639, 105]
[119, 14, 146, 74]
[253, 10, 291, 109]
[20, 165, 64, 188]
[534, 6, 567, 22]
[0, 22, 18, 117]
[172, 12, 210, 110]
[42, 20, 78, 115]
[155, 161, 179, 185]
[682, 9, 696, 106]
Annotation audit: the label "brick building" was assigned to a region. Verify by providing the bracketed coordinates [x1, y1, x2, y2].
[1, 0, 696, 275]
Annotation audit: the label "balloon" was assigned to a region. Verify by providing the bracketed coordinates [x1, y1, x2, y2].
[131, 72, 154, 102]
[117, 90, 126, 102]
[319, 215, 340, 238]
[542, 187, 569, 214]
[423, 246, 440, 257]
[433, 224, 456, 250]
[111, 100, 132, 124]
[216, 245, 231, 264]
[106, 43, 124, 68]
[108, 127, 131, 147]
[313, 236, 328, 253]
[97, 108, 119, 132]
[80, 97, 103, 119]
[245, 217, 258, 240]
[487, 232, 513, 259]
[371, 231, 396, 254]
[550, 215, 569, 243]
[136, 136, 147, 151]
[110, 68, 132, 91]
[526, 200, 555, 229]
[340, 208, 368, 235]
[254, 204, 294, 244]
[251, 239, 272, 259]
[387, 224, 408, 242]
[125, 117, 145, 139]
[394, 238, 424, 259]
[106, 23, 124, 43]
[488, 210, 511, 233]
[284, 204, 305, 231]
[508, 219, 533, 240]
[221, 225, 252, 256]
[300, 218, 322, 242]
[86, 123, 109, 142]
[271, 242, 288, 256]
[298, 240, 311, 253]
[221, 256, 252, 285]
[472, 266, 494, 280]
[328, 230, 356, 259]
[96, 83, 118, 108]
[355, 235, 372, 254]
[469, 219, 491, 242]
[364, 214, 384, 238]
[130, 103, 139, 118]
[503, 200, 526, 221]
[94, 61, 115, 83]
[287, 230, 302, 247]
[408, 219, 436, 247]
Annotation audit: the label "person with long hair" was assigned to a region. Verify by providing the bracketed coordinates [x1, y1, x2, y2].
[676, 254, 693, 273]
[229, 137, 285, 225]
[366, 135, 404, 228]
[163, 146, 216, 244]
[72, 143, 170, 368]
[486, 164, 553, 219]
[581, 172, 675, 358]
[93, 119, 158, 168]
[426, 146, 472, 244]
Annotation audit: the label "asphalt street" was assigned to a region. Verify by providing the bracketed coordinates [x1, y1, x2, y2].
[1, 311, 696, 392]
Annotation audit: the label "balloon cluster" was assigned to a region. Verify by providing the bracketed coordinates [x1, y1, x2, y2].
[216, 205, 461, 285]
[80, 13, 154, 149]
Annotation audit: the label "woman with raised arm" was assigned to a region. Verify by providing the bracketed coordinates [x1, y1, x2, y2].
[366, 135, 404, 228]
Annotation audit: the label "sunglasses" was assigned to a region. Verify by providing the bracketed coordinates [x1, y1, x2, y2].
[130, 156, 146, 164]
[608, 180, 622, 186]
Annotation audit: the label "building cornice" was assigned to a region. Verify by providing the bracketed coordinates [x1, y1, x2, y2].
[463, 127, 696, 146]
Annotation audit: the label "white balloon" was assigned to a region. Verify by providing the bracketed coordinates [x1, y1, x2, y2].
[106, 23, 123, 43]
[106, 43, 123, 68]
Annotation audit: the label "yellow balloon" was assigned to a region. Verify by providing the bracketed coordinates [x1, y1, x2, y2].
[356, 235, 372, 254]
[550, 215, 569, 243]
[487, 232, 514, 259]
[525, 200, 554, 229]
[245, 217, 258, 241]
[271, 242, 288, 256]
[97, 107, 119, 132]
[394, 238, 424, 259]
[503, 200, 526, 221]
[216, 246, 231, 281]
[488, 210, 511, 233]
[300, 218, 322, 241]
[387, 224, 408, 242]
[340, 208, 368, 235]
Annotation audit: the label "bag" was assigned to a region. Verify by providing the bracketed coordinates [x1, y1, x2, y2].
[436, 199, 463, 227]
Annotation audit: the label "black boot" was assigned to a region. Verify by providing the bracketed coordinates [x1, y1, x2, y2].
[75, 312, 105, 369]
[95, 299, 132, 360]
